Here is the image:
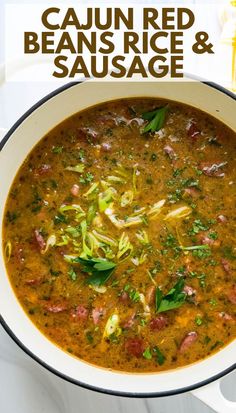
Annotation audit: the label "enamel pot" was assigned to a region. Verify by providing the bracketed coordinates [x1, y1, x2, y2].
[0, 79, 235, 412]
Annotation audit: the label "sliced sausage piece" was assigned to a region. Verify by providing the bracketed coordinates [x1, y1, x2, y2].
[92, 307, 105, 325]
[119, 291, 130, 304]
[34, 229, 46, 251]
[221, 259, 231, 274]
[71, 305, 88, 321]
[44, 302, 67, 313]
[179, 331, 198, 353]
[149, 316, 168, 331]
[227, 285, 236, 304]
[124, 338, 145, 358]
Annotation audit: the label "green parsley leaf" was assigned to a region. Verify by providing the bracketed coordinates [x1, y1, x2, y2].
[76, 257, 116, 286]
[142, 106, 168, 134]
[195, 315, 203, 326]
[80, 172, 94, 185]
[153, 346, 166, 365]
[156, 278, 186, 313]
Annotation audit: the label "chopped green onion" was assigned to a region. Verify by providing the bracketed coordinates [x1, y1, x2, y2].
[5, 241, 12, 262]
[120, 190, 134, 207]
[92, 230, 117, 247]
[65, 164, 85, 173]
[117, 232, 133, 261]
[143, 347, 152, 360]
[136, 229, 149, 245]
[181, 245, 210, 251]
[41, 234, 56, 254]
[164, 205, 192, 221]
[83, 182, 99, 199]
[98, 188, 116, 212]
[103, 313, 121, 338]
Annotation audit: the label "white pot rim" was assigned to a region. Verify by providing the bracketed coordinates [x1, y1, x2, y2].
[0, 78, 235, 397]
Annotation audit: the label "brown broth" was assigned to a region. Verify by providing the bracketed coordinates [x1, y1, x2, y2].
[3, 98, 236, 372]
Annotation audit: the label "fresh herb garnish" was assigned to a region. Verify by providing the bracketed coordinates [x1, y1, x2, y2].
[6, 211, 19, 223]
[52, 146, 63, 154]
[68, 267, 77, 281]
[222, 246, 236, 260]
[54, 213, 67, 225]
[80, 172, 94, 185]
[209, 298, 217, 307]
[142, 106, 168, 134]
[192, 247, 211, 259]
[75, 257, 116, 286]
[66, 164, 85, 173]
[153, 346, 166, 365]
[195, 315, 203, 326]
[155, 278, 186, 313]
[143, 347, 152, 360]
[181, 245, 210, 251]
[188, 219, 209, 236]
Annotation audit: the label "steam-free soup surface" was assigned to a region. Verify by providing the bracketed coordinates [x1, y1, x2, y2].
[3, 98, 236, 372]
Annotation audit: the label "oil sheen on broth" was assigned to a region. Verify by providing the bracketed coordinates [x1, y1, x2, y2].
[3, 98, 236, 372]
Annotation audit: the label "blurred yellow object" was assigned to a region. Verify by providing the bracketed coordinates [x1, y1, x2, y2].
[220, 1, 236, 91]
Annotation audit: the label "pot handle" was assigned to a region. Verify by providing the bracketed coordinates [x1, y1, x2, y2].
[191, 377, 236, 413]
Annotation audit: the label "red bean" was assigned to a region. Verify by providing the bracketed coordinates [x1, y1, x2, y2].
[119, 291, 129, 304]
[179, 332, 198, 353]
[227, 285, 236, 304]
[92, 307, 105, 325]
[221, 259, 231, 274]
[149, 316, 168, 331]
[124, 338, 145, 358]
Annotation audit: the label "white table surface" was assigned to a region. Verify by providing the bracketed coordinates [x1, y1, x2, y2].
[0, 1, 235, 411]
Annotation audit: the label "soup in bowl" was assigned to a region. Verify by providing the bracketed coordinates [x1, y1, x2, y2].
[0, 80, 235, 397]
